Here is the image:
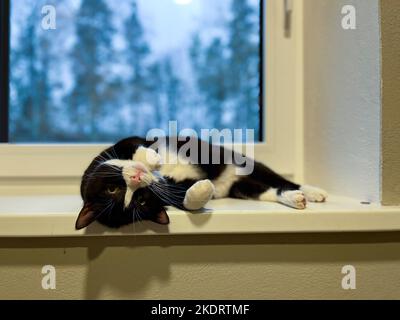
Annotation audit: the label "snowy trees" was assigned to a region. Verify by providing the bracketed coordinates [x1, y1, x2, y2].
[10, 0, 261, 142]
[10, 1, 55, 141]
[228, 0, 260, 136]
[68, 0, 115, 140]
[125, 0, 150, 104]
[191, 36, 228, 129]
[190, 0, 260, 135]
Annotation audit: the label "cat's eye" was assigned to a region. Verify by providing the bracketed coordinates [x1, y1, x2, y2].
[107, 187, 119, 195]
[137, 195, 146, 206]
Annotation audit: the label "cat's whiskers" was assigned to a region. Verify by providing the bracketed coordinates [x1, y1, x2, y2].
[148, 184, 185, 209]
[140, 175, 156, 186]
[151, 186, 188, 207]
[152, 186, 186, 196]
[102, 151, 116, 162]
[86, 172, 121, 178]
[92, 154, 123, 170]
[110, 147, 119, 159]
[95, 155, 113, 164]
[132, 206, 145, 234]
[135, 207, 144, 223]
[153, 180, 188, 191]
[151, 182, 187, 197]
[95, 200, 115, 220]
[85, 164, 122, 177]
[85, 173, 123, 181]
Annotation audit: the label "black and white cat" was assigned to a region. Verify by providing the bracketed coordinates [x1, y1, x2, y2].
[76, 136, 327, 229]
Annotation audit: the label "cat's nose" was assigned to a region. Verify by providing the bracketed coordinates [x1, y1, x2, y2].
[130, 171, 143, 184]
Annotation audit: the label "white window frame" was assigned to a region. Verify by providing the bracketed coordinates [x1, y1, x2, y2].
[0, 0, 303, 195]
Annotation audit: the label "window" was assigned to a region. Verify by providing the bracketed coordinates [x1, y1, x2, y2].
[5, 0, 262, 143]
[0, 0, 301, 188]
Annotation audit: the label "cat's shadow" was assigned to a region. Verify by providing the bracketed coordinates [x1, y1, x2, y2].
[84, 223, 171, 299]
[84, 207, 213, 237]
[84, 241, 172, 299]
[83, 208, 212, 298]
[185, 207, 213, 226]
[85, 220, 170, 236]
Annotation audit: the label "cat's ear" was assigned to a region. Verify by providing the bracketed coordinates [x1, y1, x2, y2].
[152, 209, 170, 225]
[75, 203, 97, 230]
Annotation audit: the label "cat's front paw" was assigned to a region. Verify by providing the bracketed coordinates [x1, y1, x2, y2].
[300, 185, 328, 203]
[184, 179, 215, 211]
[133, 146, 162, 171]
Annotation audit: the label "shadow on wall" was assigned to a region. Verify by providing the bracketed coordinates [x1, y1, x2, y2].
[83, 209, 213, 236]
[1, 233, 400, 298]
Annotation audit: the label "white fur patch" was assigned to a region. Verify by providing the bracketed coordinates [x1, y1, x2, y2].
[124, 188, 133, 209]
[159, 149, 205, 182]
[278, 190, 307, 209]
[300, 185, 328, 202]
[133, 146, 161, 171]
[212, 165, 239, 199]
[183, 180, 215, 210]
[160, 163, 204, 182]
[259, 188, 278, 202]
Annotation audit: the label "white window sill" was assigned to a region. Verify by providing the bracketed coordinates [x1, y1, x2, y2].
[0, 195, 400, 237]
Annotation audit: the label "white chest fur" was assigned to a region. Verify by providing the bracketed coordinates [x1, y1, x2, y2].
[137, 146, 239, 198]
[211, 165, 239, 199]
[158, 148, 206, 182]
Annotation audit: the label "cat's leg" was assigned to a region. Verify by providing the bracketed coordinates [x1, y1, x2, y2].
[229, 177, 308, 209]
[228, 177, 269, 200]
[132, 146, 162, 171]
[183, 179, 215, 210]
[247, 162, 327, 205]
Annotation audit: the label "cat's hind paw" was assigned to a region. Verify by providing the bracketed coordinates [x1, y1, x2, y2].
[183, 179, 215, 211]
[278, 190, 307, 210]
[300, 185, 328, 203]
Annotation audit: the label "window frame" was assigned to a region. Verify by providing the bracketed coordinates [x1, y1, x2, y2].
[0, 0, 303, 194]
[0, 0, 10, 143]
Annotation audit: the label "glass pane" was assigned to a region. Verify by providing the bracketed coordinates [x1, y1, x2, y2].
[9, 0, 261, 142]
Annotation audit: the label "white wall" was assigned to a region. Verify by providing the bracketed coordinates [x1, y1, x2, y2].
[303, 0, 381, 202]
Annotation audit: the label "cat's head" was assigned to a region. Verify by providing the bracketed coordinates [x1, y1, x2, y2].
[75, 159, 169, 230]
